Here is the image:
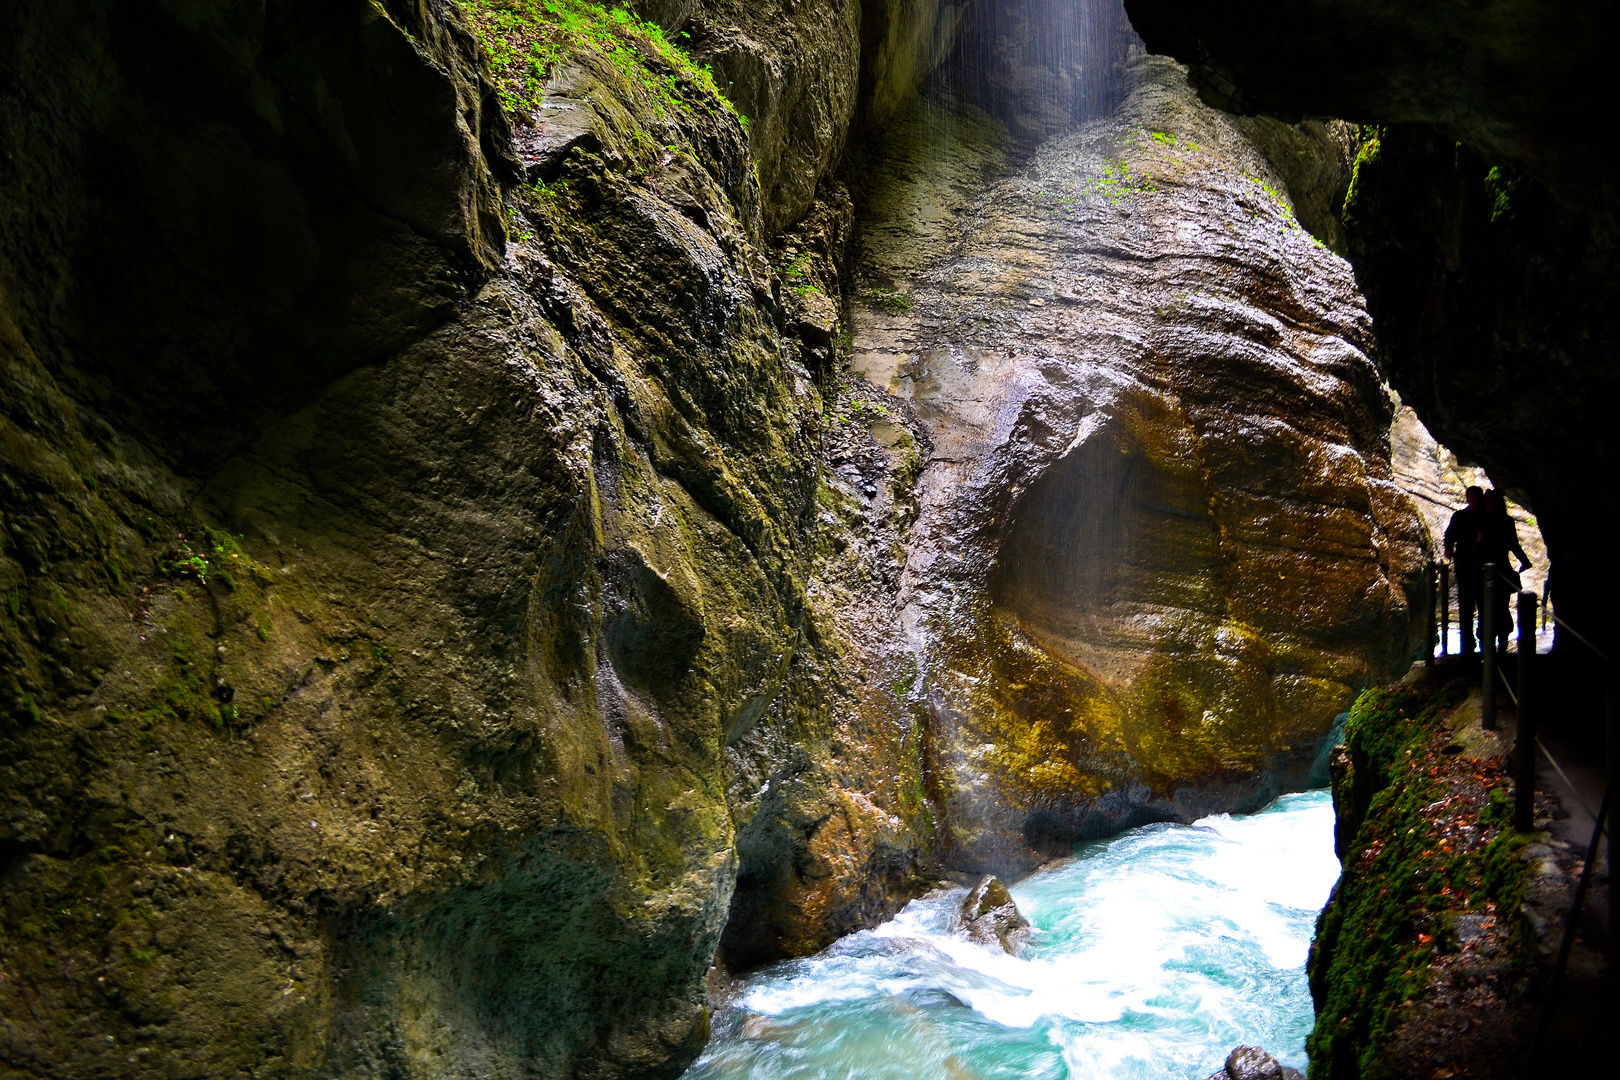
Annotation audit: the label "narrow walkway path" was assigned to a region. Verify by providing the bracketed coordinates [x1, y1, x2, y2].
[1418, 654, 1610, 951]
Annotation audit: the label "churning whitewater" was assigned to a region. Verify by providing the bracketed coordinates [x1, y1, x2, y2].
[686, 791, 1339, 1080]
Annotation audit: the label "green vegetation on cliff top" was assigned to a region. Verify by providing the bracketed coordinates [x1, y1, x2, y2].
[459, 0, 743, 125]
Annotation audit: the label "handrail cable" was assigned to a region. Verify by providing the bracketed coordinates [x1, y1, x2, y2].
[1496, 666, 1518, 707]
[1521, 756, 1616, 1077]
[1465, 571, 1609, 660]
[1547, 611, 1609, 662]
[1535, 736, 1600, 822]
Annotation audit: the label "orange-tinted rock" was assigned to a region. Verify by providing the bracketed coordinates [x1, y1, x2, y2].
[849, 51, 1429, 873]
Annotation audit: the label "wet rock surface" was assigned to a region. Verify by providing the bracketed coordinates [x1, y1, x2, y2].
[0, 2, 900, 1077]
[635, 0, 969, 235]
[1204, 1045, 1303, 1080]
[953, 875, 1031, 954]
[1125, 0, 1620, 718]
[847, 48, 1428, 873]
[0, 0, 1452, 1076]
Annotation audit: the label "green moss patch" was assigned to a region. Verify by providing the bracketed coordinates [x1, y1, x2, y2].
[459, 0, 740, 124]
[1340, 125, 1384, 234]
[950, 607, 1123, 801]
[1308, 681, 1534, 1080]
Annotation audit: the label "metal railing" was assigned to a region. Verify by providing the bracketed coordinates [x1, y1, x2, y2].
[1523, 754, 1616, 1076]
[1424, 555, 1617, 1056]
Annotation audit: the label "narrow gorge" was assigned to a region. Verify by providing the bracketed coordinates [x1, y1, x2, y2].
[0, 2, 1609, 1078]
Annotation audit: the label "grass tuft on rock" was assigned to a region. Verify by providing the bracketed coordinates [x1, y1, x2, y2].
[459, 0, 740, 124]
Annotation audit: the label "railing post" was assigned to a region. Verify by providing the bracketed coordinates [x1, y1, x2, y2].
[1607, 664, 1617, 967]
[1439, 562, 1451, 659]
[1515, 591, 1537, 832]
[1426, 560, 1437, 667]
[1482, 563, 1497, 730]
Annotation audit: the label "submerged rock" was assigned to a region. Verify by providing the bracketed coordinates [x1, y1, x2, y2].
[953, 875, 1031, 954]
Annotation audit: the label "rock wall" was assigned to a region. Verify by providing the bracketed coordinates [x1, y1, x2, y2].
[0, 0, 1434, 1077]
[1122, 0, 1620, 699]
[1112, 6, 1618, 1073]
[0, 2, 885, 1077]
[631, 0, 970, 234]
[841, 25, 1428, 873]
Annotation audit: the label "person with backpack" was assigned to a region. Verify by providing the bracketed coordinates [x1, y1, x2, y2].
[1443, 486, 1487, 656]
[1481, 488, 1532, 654]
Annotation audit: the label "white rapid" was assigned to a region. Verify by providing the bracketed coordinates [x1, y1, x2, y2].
[685, 790, 1339, 1080]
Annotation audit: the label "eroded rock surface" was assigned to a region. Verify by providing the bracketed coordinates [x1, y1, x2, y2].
[0, 2, 896, 1077]
[1124, 0, 1620, 707]
[848, 49, 1428, 873]
[0, 1, 1439, 1076]
[635, 0, 970, 234]
[954, 875, 1031, 954]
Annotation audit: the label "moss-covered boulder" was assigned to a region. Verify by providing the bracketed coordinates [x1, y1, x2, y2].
[1305, 680, 1602, 1079]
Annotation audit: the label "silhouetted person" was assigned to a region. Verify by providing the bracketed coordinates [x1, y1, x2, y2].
[1481, 489, 1531, 653]
[1444, 486, 1486, 656]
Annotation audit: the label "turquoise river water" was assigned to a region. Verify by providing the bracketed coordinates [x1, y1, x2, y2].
[684, 790, 1339, 1080]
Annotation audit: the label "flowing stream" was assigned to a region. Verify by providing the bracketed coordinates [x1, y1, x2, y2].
[685, 791, 1339, 1080]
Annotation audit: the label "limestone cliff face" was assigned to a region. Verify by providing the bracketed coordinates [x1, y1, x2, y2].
[632, 0, 969, 235]
[1112, 9, 1617, 1074]
[847, 49, 1428, 872]
[1123, 0, 1620, 690]
[0, 2, 860, 1077]
[0, 1, 1432, 1077]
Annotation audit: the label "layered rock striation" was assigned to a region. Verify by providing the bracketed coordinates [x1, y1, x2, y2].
[846, 46, 1428, 872]
[1, 1, 1434, 1077]
[1116, 4, 1618, 1074]
[1123, 0, 1620, 698]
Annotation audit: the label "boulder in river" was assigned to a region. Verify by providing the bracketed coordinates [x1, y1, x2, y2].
[1204, 1045, 1303, 1080]
[954, 876, 1031, 954]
